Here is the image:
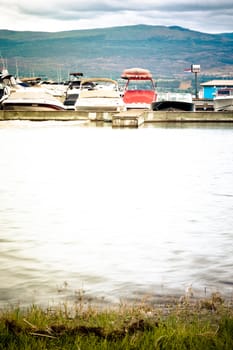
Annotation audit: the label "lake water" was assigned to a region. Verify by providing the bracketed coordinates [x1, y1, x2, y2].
[0, 120, 233, 307]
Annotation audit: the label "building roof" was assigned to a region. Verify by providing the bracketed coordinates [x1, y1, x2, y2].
[200, 80, 233, 87]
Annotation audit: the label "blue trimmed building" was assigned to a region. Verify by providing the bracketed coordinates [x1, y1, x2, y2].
[200, 80, 233, 99]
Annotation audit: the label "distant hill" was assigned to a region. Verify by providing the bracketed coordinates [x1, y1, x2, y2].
[0, 25, 233, 81]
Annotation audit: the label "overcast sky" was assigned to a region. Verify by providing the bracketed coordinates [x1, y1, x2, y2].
[1, 0, 233, 34]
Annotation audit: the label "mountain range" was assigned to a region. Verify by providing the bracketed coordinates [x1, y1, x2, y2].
[0, 25, 233, 81]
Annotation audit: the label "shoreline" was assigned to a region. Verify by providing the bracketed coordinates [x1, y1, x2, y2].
[1, 293, 232, 349]
[1, 286, 232, 312]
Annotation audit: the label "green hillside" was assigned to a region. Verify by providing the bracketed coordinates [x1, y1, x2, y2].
[0, 25, 232, 80]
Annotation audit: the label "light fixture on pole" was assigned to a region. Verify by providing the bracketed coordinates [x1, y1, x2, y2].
[191, 64, 200, 99]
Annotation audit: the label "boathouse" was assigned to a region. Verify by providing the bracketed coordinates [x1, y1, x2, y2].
[200, 80, 233, 99]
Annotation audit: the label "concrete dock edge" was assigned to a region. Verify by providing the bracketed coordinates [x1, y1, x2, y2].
[0, 110, 233, 123]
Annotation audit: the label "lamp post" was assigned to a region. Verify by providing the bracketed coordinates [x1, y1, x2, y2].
[191, 64, 200, 99]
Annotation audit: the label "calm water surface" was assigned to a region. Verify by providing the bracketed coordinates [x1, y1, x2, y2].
[0, 120, 233, 307]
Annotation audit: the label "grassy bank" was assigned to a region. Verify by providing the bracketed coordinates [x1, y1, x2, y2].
[0, 294, 233, 349]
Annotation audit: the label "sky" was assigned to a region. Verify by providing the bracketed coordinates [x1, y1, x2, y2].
[1, 0, 233, 34]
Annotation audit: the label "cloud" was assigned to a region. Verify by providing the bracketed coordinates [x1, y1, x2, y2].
[1, 0, 233, 33]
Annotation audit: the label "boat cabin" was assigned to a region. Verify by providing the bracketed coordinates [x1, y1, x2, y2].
[121, 68, 157, 109]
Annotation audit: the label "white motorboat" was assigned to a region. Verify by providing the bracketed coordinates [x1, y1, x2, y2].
[152, 92, 195, 111]
[214, 88, 233, 111]
[2, 87, 66, 111]
[75, 78, 126, 111]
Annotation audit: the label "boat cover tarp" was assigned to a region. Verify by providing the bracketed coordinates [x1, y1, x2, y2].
[121, 68, 153, 80]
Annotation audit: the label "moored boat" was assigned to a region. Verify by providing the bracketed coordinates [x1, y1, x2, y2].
[2, 88, 66, 111]
[121, 68, 157, 109]
[152, 92, 195, 111]
[75, 77, 126, 111]
[214, 88, 233, 111]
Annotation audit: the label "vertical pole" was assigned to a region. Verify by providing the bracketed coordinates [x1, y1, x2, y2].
[195, 72, 198, 99]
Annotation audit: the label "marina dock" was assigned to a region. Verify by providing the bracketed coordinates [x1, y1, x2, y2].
[1, 109, 233, 127]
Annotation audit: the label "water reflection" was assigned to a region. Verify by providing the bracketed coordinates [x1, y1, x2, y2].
[0, 120, 233, 306]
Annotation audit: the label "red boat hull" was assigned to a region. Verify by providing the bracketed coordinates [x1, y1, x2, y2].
[123, 90, 156, 104]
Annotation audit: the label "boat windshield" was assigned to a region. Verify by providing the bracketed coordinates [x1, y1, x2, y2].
[126, 79, 155, 91]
